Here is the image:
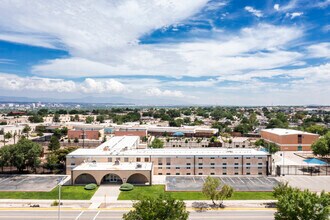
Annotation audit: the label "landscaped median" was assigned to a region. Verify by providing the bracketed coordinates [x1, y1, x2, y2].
[118, 185, 274, 200]
[0, 186, 97, 200]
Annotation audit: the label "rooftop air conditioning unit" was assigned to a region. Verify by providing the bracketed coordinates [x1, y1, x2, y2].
[136, 164, 142, 168]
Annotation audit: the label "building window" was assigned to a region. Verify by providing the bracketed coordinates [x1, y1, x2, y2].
[223, 163, 227, 165]
[124, 158, 129, 162]
[234, 167, 239, 169]
[187, 167, 191, 169]
[246, 163, 251, 165]
[223, 172, 227, 175]
[70, 163, 75, 166]
[258, 163, 263, 165]
[234, 157, 239, 159]
[187, 173, 191, 175]
[234, 163, 239, 165]
[176, 173, 180, 175]
[166, 173, 170, 175]
[186, 163, 191, 166]
[235, 172, 239, 175]
[166, 162, 171, 166]
[211, 167, 215, 169]
[198, 157, 203, 160]
[158, 167, 162, 169]
[223, 157, 227, 159]
[116, 157, 121, 161]
[242, 145, 245, 148]
[108, 158, 112, 162]
[236, 145, 239, 148]
[258, 172, 263, 175]
[223, 167, 227, 170]
[158, 173, 162, 175]
[246, 157, 250, 159]
[298, 134, 302, 144]
[198, 173, 203, 175]
[136, 158, 141, 162]
[176, 167, 180, 169]
[198, 163, 203, 166]
[210, 163, 215, 166]
[158, 162, 163, 166]
[210, 157, 215, 159]
[166, 167, 170, 169]
[258, 167, 262, 169]
[198, 167, 203, 169]
[246, 172, 250, 175]
[210, 173, 215, 175]
[145, 158, 149, 162]
[258, 157, 263, 159]
[246, 167, 250, 170]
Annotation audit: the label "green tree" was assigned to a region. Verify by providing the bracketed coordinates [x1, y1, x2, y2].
[150, 138, 164, 148]
[45, 153, 59, 171]
[22, 125, 31, 137]
[3, 132, 12, 145]
[311, 132, 330, 157]
[202, 176, 234, 207]
[48, 136, 60, 151]
[306, 125, 328, 136]
[273, 182, 330, 220]
[96, 115, 105, 123]
[28, 114, 44, 123]
[53, 113, 60, 122]
[123, 194, 189, 220]
[85, 116, 94, 124]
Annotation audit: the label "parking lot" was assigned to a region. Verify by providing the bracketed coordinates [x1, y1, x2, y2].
[0, 175, 68, 192]
[166, 176, 279, 191]
[279, 176, 330, 192]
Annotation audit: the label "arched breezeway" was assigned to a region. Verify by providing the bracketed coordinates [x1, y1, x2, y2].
[127, 173, 149, 185]
[74, 173, 97, 184]
[101, 173, 123, 184]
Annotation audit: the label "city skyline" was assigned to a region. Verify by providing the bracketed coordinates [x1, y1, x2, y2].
[0, 0, 329, 105]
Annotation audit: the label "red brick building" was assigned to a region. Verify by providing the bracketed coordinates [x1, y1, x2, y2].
[68, 130, 100, 140]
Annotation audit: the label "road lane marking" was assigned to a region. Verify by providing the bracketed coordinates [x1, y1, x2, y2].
[92, 211, 100, 220]
[75, 211, 84, 220]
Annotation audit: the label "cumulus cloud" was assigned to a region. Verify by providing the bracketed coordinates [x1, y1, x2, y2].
[244, 6, 263, 17]
[287, 12, 303, 19]
[146, 88, 185, 98]
[0, 73, 126, 94]
[274, 4, 280, 11]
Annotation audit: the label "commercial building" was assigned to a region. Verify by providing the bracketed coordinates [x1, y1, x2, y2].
[260, 128, 319, 151]
[67, 130, 101, 140]
[67, 136, 270, 185]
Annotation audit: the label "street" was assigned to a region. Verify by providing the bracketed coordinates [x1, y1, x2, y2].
[0, 209, 275, 220]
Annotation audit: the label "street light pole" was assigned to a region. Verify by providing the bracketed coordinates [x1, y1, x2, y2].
[58, 183, 61, 220]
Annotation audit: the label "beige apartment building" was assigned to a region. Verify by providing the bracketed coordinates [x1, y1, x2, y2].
[67, 136, 270, 185]
[261, 128, 319, 151]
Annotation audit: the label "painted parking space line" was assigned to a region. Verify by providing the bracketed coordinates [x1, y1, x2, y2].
[75, 211, 84, 220]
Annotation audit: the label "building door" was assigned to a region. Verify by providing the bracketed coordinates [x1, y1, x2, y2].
[102, 174, 122, 184]
[298, 146, 302, 151]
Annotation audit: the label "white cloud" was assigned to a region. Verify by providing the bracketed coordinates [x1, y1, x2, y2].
[0, 73, 126, 94]
[244, 6, 263, 17]
[306, 43, 330, 59]
[287, 12, 303, 19]
[145, 87, 185, 98]
[274, 4, 280, 11]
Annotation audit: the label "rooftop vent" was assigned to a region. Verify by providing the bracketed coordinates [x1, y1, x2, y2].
[136, 164, 142, 168]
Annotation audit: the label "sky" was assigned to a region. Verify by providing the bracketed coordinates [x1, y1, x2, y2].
[0, 0, 329, 105]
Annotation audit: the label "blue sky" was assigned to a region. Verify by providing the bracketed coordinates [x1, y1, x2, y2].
[0, 0, 329, 105]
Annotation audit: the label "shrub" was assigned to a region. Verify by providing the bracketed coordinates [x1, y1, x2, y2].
[51, 200, 59, 206]
[120, 183, 134, 191]
[84, 183, 97, 190]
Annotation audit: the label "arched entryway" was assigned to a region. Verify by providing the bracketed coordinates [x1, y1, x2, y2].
[127, 173, 149, 185]
[74, 173, 97, 184]
[101, 173, 123, 184]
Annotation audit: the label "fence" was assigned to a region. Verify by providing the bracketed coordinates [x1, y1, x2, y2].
[276, 165, 330, 176]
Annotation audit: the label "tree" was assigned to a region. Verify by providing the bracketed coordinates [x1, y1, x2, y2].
[202, 176, 234, 207]
[96, 115, 105, 123]
[22, 125, 31, 137]
[312, 132, 330, 157]
[123, 194, 189, 220]
[28, 114, 44, 123]
[53, 113, 60, 122]
[150, 138, 164, 148]
[85, 116, 94, 124]
[306, 125, 328, 136]
[45, 153, 59, 171]
[48, 136, 60, 151]
[3, 132, 12, 145]
[273, 182, 330, 220]
[266, 142, 280, 154]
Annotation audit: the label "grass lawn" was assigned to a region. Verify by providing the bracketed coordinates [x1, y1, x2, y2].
[118, 185, 274, 200]
[0, 186, 97, 200]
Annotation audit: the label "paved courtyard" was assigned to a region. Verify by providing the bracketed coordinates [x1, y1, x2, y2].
[166, 176, 280, 192]
[0, 175, 67, 192]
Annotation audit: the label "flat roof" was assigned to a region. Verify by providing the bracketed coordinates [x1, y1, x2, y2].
[119, 148, 268, 156]
[262, 128, 318, 136]
[73, 162, 152, 171]
[95, 136, 139, 152]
